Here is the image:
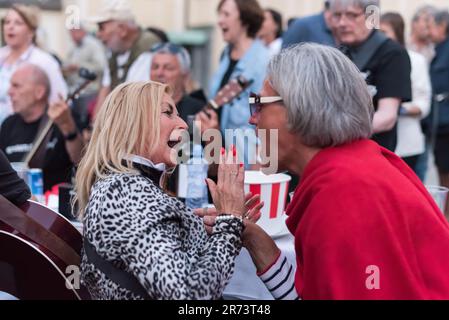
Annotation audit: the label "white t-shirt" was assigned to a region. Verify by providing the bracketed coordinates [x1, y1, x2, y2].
[101, 51, 131, 87]
[268, 38, 282, 58]
[395, 50, 432, 158]
[0, 45, 68, 124]
[126, 52, 152, 82]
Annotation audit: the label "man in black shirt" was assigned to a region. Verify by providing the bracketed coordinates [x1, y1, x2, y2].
[329, 0, 412, 151]
[0, 64, 84, 191]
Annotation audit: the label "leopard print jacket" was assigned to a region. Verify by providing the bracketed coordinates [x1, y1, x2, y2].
[80, 165, 243, 300]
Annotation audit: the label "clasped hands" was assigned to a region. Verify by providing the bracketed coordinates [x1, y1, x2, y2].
[194, 145, 264, 234]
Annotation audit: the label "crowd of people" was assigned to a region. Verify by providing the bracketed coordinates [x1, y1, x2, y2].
[1, 0, 449, 300]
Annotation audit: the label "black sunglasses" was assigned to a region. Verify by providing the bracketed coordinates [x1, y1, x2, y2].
[249, 92, 283, 116]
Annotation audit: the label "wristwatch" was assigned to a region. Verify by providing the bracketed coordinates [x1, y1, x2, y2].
[64, 130, 79, 141]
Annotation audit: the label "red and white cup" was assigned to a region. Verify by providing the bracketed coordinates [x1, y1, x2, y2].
[244, 171, 291, 237]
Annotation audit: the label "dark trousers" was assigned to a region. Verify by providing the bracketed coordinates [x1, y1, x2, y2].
[402, 155, 420, 175]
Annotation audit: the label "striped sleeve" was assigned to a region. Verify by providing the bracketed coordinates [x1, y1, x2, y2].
[258, 251, 300, 300]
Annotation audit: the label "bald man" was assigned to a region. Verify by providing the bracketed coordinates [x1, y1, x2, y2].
[0, 63, 83, 191]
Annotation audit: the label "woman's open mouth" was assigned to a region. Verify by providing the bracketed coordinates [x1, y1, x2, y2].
[167, 136, 182, 149]
[167, 140, 179, 149]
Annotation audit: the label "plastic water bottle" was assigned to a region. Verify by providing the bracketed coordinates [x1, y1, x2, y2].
[185, 144, 209, 209]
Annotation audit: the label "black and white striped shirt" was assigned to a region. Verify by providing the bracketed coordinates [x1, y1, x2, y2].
[258, 251, 300, 300]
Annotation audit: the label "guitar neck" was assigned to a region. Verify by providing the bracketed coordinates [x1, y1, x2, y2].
[24, 119, 54, 166]
[207, 99, 220, 110]
[23, 78, 93, 167]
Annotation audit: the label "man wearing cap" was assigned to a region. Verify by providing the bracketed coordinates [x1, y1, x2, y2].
[91, 0, 162, 116]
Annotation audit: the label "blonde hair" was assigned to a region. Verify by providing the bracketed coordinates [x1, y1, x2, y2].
[74, 81, 168, 218]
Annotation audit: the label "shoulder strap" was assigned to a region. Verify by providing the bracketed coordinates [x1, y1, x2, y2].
[23, 113, 54, 169]
[83, 238, 151, 299]
[344, 31, 389, 71]
[109, 30, 160, 90]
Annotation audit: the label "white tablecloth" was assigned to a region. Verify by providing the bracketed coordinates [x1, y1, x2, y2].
[223, 232, 296, 300]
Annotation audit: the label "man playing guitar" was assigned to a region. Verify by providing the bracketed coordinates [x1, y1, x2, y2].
[0, 63, 84, 191]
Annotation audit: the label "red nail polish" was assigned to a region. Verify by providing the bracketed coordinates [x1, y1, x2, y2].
[233, 147, 237, 157]
[221, 147, 225, 155]
[240, 163, 244, 168]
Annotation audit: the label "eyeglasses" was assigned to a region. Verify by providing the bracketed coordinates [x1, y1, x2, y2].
[331, 11, 365, 22]
[150, 42, 184, 54]
[249, 92, 283, 117]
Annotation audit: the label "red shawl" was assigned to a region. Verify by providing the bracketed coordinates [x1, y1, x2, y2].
[286, 139, 449, 300]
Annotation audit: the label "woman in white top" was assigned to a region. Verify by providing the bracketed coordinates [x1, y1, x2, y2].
[380, 13, 431, 174]
[258, 8, 283, 57]
[0, 4, 67, 124]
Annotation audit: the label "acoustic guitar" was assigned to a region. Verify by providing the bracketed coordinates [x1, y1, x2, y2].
[0, 231, 81, 300]
[0, 194, 88, 299]
[24, 68, 97, 168]
[201, 75, 253, 118]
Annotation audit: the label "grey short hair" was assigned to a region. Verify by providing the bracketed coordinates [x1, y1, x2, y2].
[432, 9, 449, 35]
[151, 43, 191, 73]
[412, 5, 437, 23]
[328, 0, 380, 11]
[267, 43, 374, 148]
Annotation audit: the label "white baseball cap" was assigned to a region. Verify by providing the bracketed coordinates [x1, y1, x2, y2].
[89, 0, 135, 24]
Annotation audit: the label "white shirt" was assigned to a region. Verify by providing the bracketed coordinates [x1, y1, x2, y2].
[0, 45, 68, 124]
[395, 50, 432, 158]
[267, 38, 282, 58]
[126, 52, 152, 82]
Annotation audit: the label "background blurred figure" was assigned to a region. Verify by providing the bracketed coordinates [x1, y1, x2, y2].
[428, 9, 449, 212]
[203, 0, 269, 169]
[331, 0, 412, 152]
[410, 6, 437, 182]
[258, 8, 283, 57]
[64, 24, 107, 128]
[149, 43, 204, 122]
[380, 13, 431, 176]
[91, 0, 162, 116]
[282, 0, 335, 48]
[0, 4, 67, 125]
[0, 64, 83, 191]
[409, 5, 437, 64]
[129, 42, 205, 122]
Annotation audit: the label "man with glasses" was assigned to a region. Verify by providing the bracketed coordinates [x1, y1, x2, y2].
[330, 0, 412, 152]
